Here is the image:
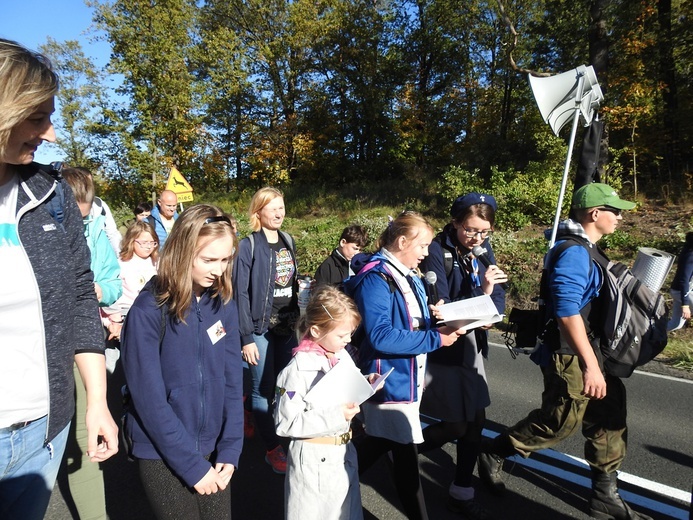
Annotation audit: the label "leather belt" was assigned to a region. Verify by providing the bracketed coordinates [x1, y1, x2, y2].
[302, 430, 352, 446]
[1, 416, 44, 433]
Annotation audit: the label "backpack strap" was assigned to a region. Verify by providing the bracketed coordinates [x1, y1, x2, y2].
[158, 302, 167, 354]
[443, 250, 454, 277]
[246, 231, 294, 260]
[433, 232, 454, 277]
[375, 271, 398, 293]
[279, 230, 295, 256]
[94, 196, 106, 217]
[539, 236, 605, 351]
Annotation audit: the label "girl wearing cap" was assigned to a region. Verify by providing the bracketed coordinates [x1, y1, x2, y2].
[418, 193, 507, 519]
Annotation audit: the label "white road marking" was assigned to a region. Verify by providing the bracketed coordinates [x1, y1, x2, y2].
[482, 428, 691, 519]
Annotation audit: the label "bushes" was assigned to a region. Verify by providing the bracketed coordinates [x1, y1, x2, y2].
[437, 134, 571, 231]
[490, 229, 547, 308]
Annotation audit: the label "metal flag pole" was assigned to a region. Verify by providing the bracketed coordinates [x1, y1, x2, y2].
[548, 72, 586, 249]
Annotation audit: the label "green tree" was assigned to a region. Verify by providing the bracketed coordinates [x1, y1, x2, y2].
[39, 38, 104, 170]
[194, 11, 256, 190]
[92, 0, 201, 188]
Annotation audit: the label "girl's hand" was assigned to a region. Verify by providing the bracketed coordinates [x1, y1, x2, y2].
[428, 299, 445, 320]
[194, 466, 227, 495]
[342, 402, 360, 421]
[481, 265, 508, 295]
[215, 463, 236, 487]
[438, 325, 466, 347]
[367, 373, 386, 392]
[94, 282, 103, 303]
[242, 343, 260, 366]
[107, 321, 122, 341]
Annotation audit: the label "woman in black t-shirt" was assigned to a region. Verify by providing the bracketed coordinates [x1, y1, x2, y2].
[231, 187, 299, 474]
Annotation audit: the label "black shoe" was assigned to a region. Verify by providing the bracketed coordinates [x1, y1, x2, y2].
[447, 496, 493, 520]
[589, 471, 653, 520]
[477, 451, 506, 496]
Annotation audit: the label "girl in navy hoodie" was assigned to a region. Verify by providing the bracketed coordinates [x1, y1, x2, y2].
[121, 205, 243, 520]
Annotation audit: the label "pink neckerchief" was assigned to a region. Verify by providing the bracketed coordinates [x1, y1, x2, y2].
[292, 337, 339, 367]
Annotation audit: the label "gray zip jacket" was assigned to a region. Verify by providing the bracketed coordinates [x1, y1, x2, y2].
[15, 163, 103, 442]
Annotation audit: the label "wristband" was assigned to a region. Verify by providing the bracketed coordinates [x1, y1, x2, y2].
[110, 317, 124, 324]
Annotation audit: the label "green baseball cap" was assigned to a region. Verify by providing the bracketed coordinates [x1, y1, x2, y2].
[571, 183, 636, 210]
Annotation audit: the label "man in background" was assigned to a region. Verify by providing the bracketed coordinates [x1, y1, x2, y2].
[147, 190, 178, 249]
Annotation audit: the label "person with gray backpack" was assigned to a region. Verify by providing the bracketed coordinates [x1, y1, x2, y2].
[478, 183, 654, 520]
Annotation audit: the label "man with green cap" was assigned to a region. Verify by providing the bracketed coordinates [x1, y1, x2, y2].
[478, 183, 653, 520]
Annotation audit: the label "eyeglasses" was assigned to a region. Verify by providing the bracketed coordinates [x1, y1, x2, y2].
[135, 240, 158, 248]
[596, 207, 622, 216]
[462, 227, 493, 239]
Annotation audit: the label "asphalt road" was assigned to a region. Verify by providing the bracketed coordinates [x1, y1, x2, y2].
[46, 339, 692, 519]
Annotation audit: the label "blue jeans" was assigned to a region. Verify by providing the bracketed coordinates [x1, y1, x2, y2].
[0, 416, 70, 520]
[248, 330, 296, 450]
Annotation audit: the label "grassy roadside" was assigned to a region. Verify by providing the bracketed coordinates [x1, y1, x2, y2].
[660, 331, 693, 371]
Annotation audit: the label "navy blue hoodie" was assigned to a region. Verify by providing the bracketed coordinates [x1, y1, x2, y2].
[121, 280, 243, 487]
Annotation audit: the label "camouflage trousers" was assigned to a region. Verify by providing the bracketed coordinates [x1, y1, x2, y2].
[494, 353, 627, 474]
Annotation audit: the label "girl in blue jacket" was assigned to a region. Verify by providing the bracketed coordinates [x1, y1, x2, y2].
[345, 211, 463, 520]
[121, 205, 243, 520]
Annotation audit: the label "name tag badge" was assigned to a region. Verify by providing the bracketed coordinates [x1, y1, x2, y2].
[207, 320, 226, 345]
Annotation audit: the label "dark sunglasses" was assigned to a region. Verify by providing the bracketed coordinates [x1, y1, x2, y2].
[596, 207, 622, 216]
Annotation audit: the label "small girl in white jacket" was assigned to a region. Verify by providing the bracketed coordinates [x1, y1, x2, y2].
[274, 285, 365, 520]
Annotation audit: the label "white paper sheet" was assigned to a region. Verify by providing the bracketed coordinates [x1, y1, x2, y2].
[437, 294, 504, 330]
[304, 363, 393, 407]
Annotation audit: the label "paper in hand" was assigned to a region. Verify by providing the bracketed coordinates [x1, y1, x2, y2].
[437, 294, 503, 330]
[304, 362, 393, 407]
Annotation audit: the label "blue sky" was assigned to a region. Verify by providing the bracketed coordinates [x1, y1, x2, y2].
[2, 0, 111, 161]
[1, 0, 109, 65]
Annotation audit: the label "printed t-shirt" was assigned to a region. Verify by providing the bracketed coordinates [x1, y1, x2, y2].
[269, 238, 296, 334]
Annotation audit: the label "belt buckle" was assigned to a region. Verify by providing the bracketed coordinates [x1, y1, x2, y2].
[338, 431, 351, 445]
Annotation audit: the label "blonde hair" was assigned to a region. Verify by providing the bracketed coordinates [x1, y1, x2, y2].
[0, 39, 58, 160]
[61, 167, 95, 205]
[120, 220, 160, 263]
[297, 285, 361, 339]
[376, 210, 434, 251]
[156, 205, 237, 322]
[248, 187, 284, 232]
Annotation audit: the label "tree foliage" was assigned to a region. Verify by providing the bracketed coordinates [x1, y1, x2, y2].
[40, 0, 692, 209]
[39, 38, 103, 170]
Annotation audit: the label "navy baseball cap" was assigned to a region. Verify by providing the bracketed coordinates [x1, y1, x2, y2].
[450, 192, 497, 218]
